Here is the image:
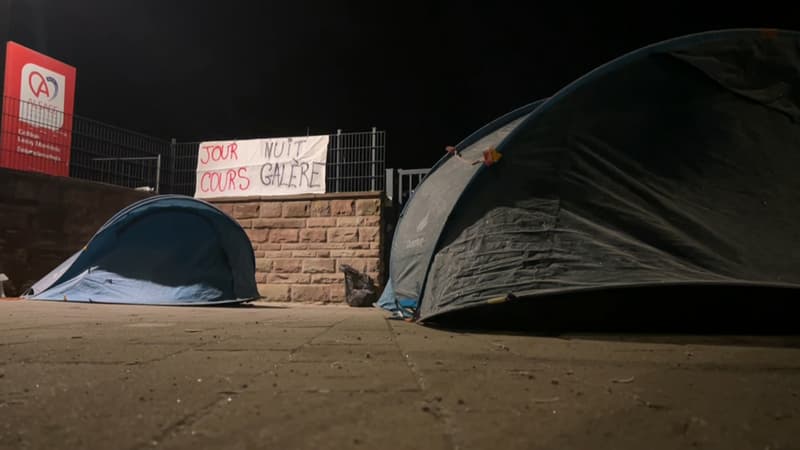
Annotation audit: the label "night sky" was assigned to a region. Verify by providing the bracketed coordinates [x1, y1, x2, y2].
[2, 1, 798, 168]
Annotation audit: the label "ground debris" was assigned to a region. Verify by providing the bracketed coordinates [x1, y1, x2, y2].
[508, 369, 535, 379]
[612, 376, 635, 384]
[492, 342, 510, 352]
[633, 394, 669, 411]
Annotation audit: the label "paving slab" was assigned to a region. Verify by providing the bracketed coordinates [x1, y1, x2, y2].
[1, 300, 799, 450]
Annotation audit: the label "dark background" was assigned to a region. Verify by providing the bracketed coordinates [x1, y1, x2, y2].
[1, 1, 798, 169]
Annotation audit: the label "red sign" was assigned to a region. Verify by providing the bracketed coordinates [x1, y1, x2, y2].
[1, 41, 77, 176]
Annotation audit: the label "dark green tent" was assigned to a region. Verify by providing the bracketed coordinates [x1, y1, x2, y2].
[383, 29, 800, 324]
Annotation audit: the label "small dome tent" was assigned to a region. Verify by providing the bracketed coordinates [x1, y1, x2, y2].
[383, 29, 800, 323]
[25, 195, 260, 305]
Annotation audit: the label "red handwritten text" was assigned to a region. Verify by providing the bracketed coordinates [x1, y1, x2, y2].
[200, 142, 239, 165]
[199, 167, 251, 193]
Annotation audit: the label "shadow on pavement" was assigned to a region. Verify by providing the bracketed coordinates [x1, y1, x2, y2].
[420, 284, 800, 348]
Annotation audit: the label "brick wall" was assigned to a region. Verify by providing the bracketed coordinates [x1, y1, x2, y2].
[0, 168, 153, 296]
[210, 192, 385, 303]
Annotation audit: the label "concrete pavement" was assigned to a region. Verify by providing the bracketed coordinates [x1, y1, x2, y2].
[1, 299, 799, 450]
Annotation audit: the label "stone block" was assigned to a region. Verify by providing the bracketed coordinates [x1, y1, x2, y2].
[233, 203, 260, 219]
[336, 217, 358, 227]
[281, 243, 309, 250]
[258, 284, 290, 301]
[358, 226, 380, 242]
[307, 217, 337, 227]
[269, 229, 299, 243]
[336, 258, 366, 272]
[303, 259, 335, 273]
[331, 199, 354, 216]
[310, 200, 331, 217]
[329, 284, 346, 302]
[307, 243, 346, 249]
[264, 251, 293, 258]
[358, 216, 381, 227]
[260, 203, 282, 218]
[290, 284, 329, 303]
[246, 229, 269, 243]
[328, 228, 358, 242]
[255, 258, 272, 271]
[283, 201, 311, 218]
[267, 273, 310, 284]
[273, 259, 303, 273]
[300, 229, 327, 243]
[253, 218, 306, 229]
[356, 198, 381, 216]
[311, 274, 343, 284]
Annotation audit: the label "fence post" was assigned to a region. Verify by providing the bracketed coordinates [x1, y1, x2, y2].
[385, 168, 394, 202]
[169, 138, 176, 195]
[371, 126, 377, 192]
[398, 169, 403, 205]
[155, 154, 162, 194]
[336, 129, 342, 193]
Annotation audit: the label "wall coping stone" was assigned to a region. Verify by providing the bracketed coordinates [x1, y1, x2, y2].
[208, 191, 384, 203]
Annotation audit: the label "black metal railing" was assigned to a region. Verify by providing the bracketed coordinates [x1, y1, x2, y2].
[1, 95, 386, 196]
[172, 129, 386, 197]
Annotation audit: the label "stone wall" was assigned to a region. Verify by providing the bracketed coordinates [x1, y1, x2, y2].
[210, 192, 386, 303]
[0, 167, 153, 296]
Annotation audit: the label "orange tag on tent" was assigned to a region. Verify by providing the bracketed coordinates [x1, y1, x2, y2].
[483, 148, 502, 166]
[760, 28, 778, 39]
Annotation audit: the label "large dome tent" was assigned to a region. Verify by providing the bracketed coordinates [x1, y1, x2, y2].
[382, 28, 800, 326]
[378, 97, 548, 316]
[25, 195, 260, 305]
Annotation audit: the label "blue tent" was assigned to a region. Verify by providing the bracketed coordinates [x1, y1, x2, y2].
[381, 28, 800, 323]
[25, 195, 260, 305]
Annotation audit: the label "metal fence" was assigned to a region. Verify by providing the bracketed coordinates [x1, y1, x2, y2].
[1, 95, 386, 196]
[70, 115, 169, 193]
[385, 167, 430, 205]
[327, 128, 386, 193]
[2, 96, 171, 192]
[170, 128, 386, 196]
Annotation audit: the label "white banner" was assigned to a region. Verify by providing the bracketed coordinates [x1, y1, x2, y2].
[194, 135, 329, 199]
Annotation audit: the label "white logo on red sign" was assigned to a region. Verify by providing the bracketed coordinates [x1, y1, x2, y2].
[19, 63, 66, 130]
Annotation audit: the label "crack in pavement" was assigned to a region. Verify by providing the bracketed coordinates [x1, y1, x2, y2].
[131, 395, 227, 450]
[137, 317, 351, 449]
[385, 318, 461, 450]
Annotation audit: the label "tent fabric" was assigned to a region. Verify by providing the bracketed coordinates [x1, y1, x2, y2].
[382, 29, 800, 322]
[25, 195, 259, 305]
[389, 99, 547, 311]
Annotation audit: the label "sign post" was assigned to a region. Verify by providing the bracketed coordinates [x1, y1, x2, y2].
[1, 41, 77, 176]
[194, 134, 329, 199]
